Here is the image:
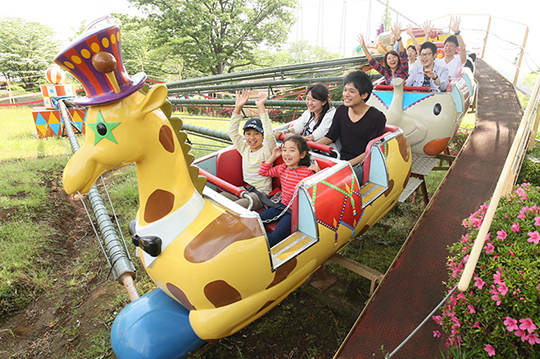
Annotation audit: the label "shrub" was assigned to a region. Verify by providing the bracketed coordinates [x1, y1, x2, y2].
[435, 183, 540, 358]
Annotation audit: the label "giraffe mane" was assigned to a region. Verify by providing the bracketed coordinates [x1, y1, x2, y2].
[141, 85, 207, 195]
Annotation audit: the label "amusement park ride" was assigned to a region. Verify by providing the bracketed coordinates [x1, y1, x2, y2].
[50, 19, 476, 359]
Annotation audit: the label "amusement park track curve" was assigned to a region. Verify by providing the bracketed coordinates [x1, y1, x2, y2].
[335, 58, 523, 358]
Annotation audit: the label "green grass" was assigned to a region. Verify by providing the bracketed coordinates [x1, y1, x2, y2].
[0, 157, 65, 314]
[0, 107, 68, 160]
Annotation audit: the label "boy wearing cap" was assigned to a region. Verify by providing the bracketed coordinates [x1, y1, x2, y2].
[227, 90, 276, 210]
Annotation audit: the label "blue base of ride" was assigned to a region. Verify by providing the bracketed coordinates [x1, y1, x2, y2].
[111, 288, 205, 359]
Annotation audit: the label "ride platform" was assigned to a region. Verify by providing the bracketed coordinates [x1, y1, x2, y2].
[335, 58, 523, 358]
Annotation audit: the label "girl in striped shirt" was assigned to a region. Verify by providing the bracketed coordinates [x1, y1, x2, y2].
[259, 135, 314, 246]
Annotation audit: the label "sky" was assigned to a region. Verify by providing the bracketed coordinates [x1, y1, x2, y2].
[2, 0, 539, 84]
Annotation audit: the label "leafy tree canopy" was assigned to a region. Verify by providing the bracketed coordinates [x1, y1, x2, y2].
[126, 0, 298, 76]
[112, 14, 187, 82]
[0, 17, 60, 91]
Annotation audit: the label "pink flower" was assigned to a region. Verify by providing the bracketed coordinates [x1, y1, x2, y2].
[484, 242, 495, 254]
[432, 315, 443, 325]
[519, 318, 538, 333]
[504, 317, 519, 331]
[515, 329, 528, 342]
[433, 330, 441, 338]
[511, 222, 520, 232]
[471, 216, 483, 228]
[473, 321, 481, 329]
[467, 304, 476, 313]
[497, 282, 509, 296]
[474, 276, 486, 290]
[525, 333, 540, 345]
[484, 344, 496, 357]
[497, 229, 507, 240]
[518, 206, 530, 218]
[516, 187, 527, 200]
[528, 231, 540, 244]
[535, 217, 540, 226]
[494, 270, 503, 285]
[509, 250, 515, 257]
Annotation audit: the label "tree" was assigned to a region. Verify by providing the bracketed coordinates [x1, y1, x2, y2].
[126, 0, 298, 76]
[380, 0, 392, 32]
[0, 17, 60, 91]
[113, 14, 186, 82]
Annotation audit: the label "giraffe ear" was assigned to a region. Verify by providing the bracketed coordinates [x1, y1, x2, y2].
[138, 84, 168, 116]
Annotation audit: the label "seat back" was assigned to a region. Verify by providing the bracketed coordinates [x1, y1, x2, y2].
[362, 125, 398, 184]
[216, 148, 244, 187]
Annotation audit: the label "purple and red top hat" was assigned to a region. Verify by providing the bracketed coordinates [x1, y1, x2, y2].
[54, 25, 147, 106]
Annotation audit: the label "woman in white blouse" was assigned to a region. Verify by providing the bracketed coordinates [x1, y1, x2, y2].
[274, 83, 336, 142]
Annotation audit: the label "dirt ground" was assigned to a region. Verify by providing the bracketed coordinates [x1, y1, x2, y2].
[0, 172, 371, 359]
[0, 174, 128, 358]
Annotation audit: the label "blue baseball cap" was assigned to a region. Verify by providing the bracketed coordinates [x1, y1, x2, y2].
[243, 118, 264, 134]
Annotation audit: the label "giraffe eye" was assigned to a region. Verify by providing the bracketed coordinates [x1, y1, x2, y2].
[97, 122, 107, 136]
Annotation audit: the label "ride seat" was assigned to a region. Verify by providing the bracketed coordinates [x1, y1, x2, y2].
[216, 148, 244, 187]
[362, 125, 399, 185]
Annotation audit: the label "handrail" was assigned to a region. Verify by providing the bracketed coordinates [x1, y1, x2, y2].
[457, 67, 540, 292]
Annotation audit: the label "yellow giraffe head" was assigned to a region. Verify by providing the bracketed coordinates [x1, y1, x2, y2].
[63, 84, 206, 222]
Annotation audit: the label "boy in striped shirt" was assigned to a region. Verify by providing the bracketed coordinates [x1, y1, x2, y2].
[227, 90, 276, 210]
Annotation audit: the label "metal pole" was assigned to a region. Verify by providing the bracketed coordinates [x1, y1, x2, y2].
[167, 76, 345, 94]
[513, 25, 529, 87]
[59, 101, 139, 302]
[181, 123, 232, 142]
[165, 56, 372, 88]
[169, 98, 344, 107]
[481, 16, 491, 60]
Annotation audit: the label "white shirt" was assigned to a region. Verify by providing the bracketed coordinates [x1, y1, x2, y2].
[435, 56, 463, 78]
[290, 107, 336, 141]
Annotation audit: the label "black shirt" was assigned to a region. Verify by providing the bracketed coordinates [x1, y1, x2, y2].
[325, 105, 386, 161]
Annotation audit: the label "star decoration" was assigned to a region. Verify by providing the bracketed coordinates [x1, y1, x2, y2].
[87, 110, 121, 145]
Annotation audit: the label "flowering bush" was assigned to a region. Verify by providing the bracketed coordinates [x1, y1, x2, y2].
[435, 183, 540, 358]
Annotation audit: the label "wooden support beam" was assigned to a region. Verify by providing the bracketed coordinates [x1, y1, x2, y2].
[330, 254, 384, 295]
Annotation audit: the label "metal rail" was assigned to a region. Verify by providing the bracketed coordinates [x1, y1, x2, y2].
[59, 101, 139, 302]
[169, 98, 344, 107]
[165, 56, 377, 88]
[167, 76, 345, 94]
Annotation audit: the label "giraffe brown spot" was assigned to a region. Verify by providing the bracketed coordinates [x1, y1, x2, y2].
[166, 282, 196, 310]
[266, 257, 298, 289]
[204, 280, 242, 308]
[144, 189, 175, 223]
[384, 179, 395, 197]
[256, 300, 275, 314]
[185, 213, 263, 263]
[159, 125, 175, 153]
[396, 134, 411, 162]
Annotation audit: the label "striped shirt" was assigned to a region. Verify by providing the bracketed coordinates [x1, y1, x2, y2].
[228, 112, 276, 195]
[259, 163, 314, 205]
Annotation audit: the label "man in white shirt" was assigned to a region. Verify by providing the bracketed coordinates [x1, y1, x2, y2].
[434, 17, 467, 78]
